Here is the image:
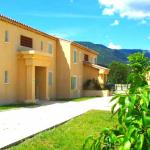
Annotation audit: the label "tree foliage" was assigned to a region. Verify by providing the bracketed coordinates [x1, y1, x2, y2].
[128, 52, 150, 92]
[83, 52, 150, 150]
[108, 61, 130, 84]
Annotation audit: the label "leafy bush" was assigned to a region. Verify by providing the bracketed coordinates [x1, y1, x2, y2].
[83, 53, 150, 150]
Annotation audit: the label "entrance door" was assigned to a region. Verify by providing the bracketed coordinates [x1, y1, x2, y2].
[35, 67, 47, 100]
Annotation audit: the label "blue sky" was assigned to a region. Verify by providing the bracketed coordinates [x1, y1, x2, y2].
[0, 0, 150, 50]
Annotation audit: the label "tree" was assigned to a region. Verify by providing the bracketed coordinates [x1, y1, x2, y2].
[128, 52, 150, 92]
[83, 53, 150, 150]
[108, 61, 130, 84]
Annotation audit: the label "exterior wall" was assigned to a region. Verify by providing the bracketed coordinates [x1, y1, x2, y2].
[56, 39, 71, 99]
[83, 90, 111, 97]
[83, 65, 99, 83]
[70, 44, 98, 98]
[0, 16, 109, 104]
[0, 20, 56, 104]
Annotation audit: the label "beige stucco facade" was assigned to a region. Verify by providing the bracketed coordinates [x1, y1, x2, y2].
[0, 15, 109, 104]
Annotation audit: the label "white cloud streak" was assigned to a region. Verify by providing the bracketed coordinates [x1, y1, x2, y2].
[111, 19, 120, 26]
[108, 42, 122, 49]
[98, 0, 150, 19]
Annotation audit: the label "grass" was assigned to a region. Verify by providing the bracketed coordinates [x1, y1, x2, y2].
[0, 103, 37, 111]
[56, 97, 98, 102]
[8, 110, 117, 150]
[71, 97, 98, 102]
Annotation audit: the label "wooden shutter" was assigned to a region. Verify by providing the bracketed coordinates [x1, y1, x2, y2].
[20, 35, 33, 48]
[84, 54, 89, 62]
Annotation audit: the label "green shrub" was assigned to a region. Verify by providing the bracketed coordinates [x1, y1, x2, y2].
[83, 52, 150, 150]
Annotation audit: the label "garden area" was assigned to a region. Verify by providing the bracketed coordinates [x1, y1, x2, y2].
[7, 110, 116, 150]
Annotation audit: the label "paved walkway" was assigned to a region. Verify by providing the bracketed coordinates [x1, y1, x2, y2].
[0, 97, 113, 149]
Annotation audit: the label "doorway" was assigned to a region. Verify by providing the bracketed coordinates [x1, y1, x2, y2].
[35, 66, 47, 100]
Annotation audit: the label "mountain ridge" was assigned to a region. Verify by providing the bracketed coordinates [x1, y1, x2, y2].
[76, 41, 150, 66]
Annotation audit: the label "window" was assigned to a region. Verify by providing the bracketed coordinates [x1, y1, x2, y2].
[84, 54, 89, 62]
[4, 71, 8, 84]
[89, 57, 93, 63]
[71, 76, 77, 90]
[20, 35, 33, 48]
[41, 41, 43, 51]
[73, 49, 77, 63]
[5, 31, 9, 42]
[48, 43, 53, 54]
[48, 72, 52, 86]
[94, 57, 97, 64]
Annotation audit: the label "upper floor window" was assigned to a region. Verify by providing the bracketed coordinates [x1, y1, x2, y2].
[89, 57, 93, 63]
[73, 49, 77, 63]
[20, 35, 33, 48]
[41, 41, 43, 51]
[48, 43, 53, 54]
[5, 31, 9, 42]
[4, 70, 9, 84]
[84, 54, 89, 62]
[94, 57, 97, 64]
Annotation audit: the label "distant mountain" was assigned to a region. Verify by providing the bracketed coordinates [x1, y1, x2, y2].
[76, 41, 150, 66]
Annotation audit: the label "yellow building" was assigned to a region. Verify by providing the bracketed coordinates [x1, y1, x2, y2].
[0, 15, 109, 104]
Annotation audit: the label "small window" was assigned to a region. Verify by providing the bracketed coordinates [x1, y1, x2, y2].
[71, 76, 77, 90]
[48, 72, 52, 86]
[4, 71, 8, 84]
[89, 57, 93, 63]
[41, 41, 43, 51]
[20, 35, 33, 48]
[73, 49, 77, 63]
[5, 31, 9, 42]
[48, 43, 53, 54]
[94, 57, 97, 64]
[84, 54, 89, 62]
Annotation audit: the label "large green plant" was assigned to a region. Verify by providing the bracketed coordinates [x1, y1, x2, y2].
[128, 52, 150, 92]
[83, 53, 150, 150]
[108, 61, 130, 84]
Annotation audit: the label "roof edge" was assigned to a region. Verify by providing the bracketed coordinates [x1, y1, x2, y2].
[0, 14, 99, 55]
[72, 42, 99, 55]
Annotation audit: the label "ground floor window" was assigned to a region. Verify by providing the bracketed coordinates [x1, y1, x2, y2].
[4, 70, 8, 84]
[71, 76, 77, 90]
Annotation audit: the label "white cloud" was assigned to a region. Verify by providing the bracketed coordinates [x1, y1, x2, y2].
[111, 19, 120, 26]
[98, 0, 150, 19]
[108, 42, 122, 49]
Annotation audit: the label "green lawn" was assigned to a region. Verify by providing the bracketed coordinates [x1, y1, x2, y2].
[8, 110, 117, 150]
[0, 104, 37, 111]
[57, 97, 98, 102]
[71, 97, 97, 102]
